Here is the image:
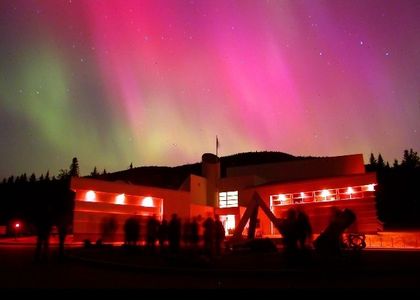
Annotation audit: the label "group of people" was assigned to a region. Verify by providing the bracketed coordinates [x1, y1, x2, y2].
[122, 213, 226, 257]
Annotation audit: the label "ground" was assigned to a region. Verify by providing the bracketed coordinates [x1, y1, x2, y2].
[1, 236, 420, 289]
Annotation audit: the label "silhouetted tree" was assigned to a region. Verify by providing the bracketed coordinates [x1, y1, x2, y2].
[102, 169, 107, 175]
[7, 176, 14, 184]
[129, 163, 133, 169]
[386, 162, 390, 169]
[377, 154, 385, 169]
[90, 166, 99, 177]
[1, 178, 6, 184]
[44, 171, 50, 182]
[57, 169, 69, 180]
[69, 157, 80, 177]
[393, 159, 399, 168]
[369, 153, 377, 166]
[39, 174, 44, 181]
[401, 148, 420, 169]
[29, 173, 36, 183]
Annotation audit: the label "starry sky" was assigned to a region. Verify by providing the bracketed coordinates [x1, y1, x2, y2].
[0, 0, 419, 179]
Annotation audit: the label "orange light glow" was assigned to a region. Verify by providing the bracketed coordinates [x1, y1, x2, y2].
[321, 189, 330, 198]
[115, 194, 125, 205]
[141, 196, 154, 207]
[346, 187, 354, 194]
[85, 190, 96, 202]
[367, 184, 375, 192]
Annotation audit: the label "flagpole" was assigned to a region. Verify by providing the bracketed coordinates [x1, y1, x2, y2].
[216, 135, 218, 157]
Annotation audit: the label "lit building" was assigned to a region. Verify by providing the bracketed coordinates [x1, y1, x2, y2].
[70, 153, 382, 242]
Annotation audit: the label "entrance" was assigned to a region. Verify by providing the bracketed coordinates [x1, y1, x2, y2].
[220, 215, 235, 236]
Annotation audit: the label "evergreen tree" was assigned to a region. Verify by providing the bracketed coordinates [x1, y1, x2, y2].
[39, 174, 44, 181]
[369, 153, 377, 166]
[69, 157, 80, 177]
[386, 162, 390, 169]
[377, 153, 385, 169]
[90, 166, 99, 177]
[29, 173, 36, 183]
[45, 170, 50, 182]
[129, 163, 133, 169]
[393, 159, 399, 168]
[401, 148, 420, 169]
[2, 178, 6, 184]
[20, 173, 28, 183]
[7, 176, 14, 184]
[102, 169, 107, 175]
[57, 169, 69, 180]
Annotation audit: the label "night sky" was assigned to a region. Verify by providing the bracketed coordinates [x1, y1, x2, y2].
[0, 0, 419, 179]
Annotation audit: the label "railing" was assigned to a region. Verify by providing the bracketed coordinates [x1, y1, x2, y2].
[270, 184, 376, 207]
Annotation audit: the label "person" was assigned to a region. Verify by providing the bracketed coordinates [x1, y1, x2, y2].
[168, 214, 181, 254]
[146, 215, 160, 251]
[295, 208, 312, 251]
[34, 202, 53, 263]
[158, 218, 169, 251]
[214, 215, 226, 256]
[202, 215, 215, 257]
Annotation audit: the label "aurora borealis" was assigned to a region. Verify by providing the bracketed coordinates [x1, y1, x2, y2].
[0, 0, 419, 178]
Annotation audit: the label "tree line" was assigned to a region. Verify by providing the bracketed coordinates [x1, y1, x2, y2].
[367, 149, 420, 228]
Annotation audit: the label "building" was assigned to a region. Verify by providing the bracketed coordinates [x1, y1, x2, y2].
[70, 153, 382, 242]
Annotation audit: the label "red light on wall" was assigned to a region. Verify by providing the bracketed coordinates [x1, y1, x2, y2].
[346, 187, 354, 194]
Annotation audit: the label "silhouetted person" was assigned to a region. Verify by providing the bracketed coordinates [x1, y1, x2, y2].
[281, 208, 299, 255]
[190, 217, 200, 251]
[146, 215, 160, 251]
[54, 189, 75, 259]
[168, 214, 181, 254]
[34, 203, 54, 263]
[214, 216, 226, 256]
[203, 215, 215, 257]
[296, 209, 312, 251]
[158, 218, 169, 251]
[124, 217, 140, 246]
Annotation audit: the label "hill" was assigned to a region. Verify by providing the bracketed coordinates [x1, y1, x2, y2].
[93, 151, 315, 189]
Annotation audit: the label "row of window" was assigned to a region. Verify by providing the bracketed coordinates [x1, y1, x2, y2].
[83, 190, 157, 207]
[270, 184, 376, 206]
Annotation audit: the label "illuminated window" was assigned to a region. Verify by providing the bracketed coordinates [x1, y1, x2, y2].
[346, 187, 354, 195]
[219, 191, 238, 208]
[141, 196, 154, 207]
[366, 184, 375, 192]
[85, 190, 96, 202]
[115, 194, 125, 205]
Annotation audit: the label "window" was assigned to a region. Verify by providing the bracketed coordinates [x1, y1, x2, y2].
[219, 191, 238, 208]
[270, 183, 376, 207]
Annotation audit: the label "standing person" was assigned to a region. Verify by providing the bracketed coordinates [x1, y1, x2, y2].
[214, 215, 226, 256]
[168, 214, 181, 254]
[158, 218, 169, 252]
[34, 202, 53, 263]
[202, 215, 215, 257]
[190, 217, 200, 252]
[146, 215, 160, 251]
[296, 208, 312, 251]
